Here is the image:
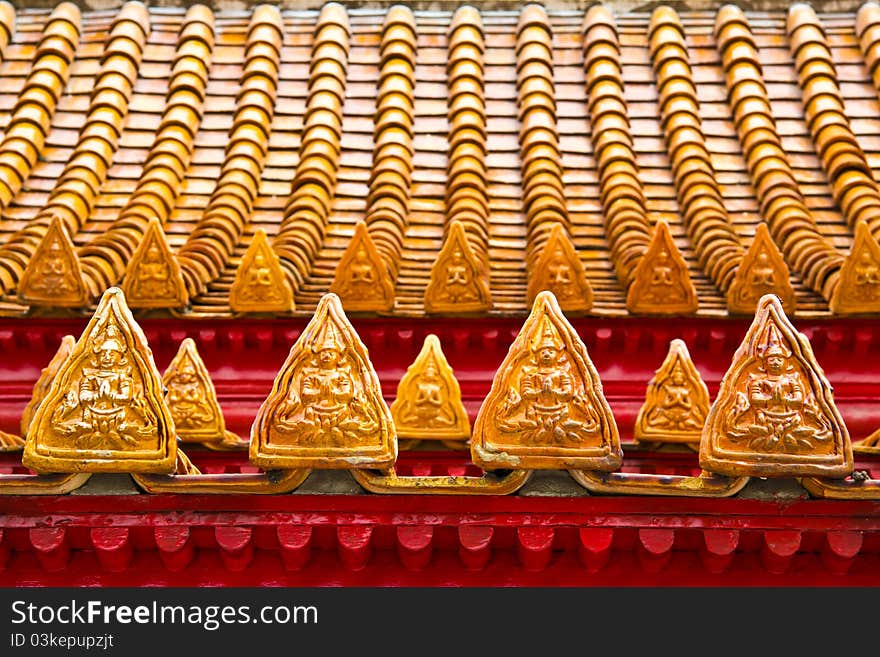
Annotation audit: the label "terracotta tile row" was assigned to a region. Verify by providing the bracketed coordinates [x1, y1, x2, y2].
[857, 2, 880, 94]
[0, 2, 79, 214]
[515, 4, 569, 271]
[177, 4, 284, 299]
[77, 4, 215, 300]
[715, 4, 843, 303]
[789, 4, 880, 242]
[648, 6, 744, 299]
[582, 4, 652, 290]
[362, 4, 417, 281]
[445, 5, 489, 268]
[0, 1, 150, 297]
[273, 2, 350, 292]
[0, 1, 14, 61]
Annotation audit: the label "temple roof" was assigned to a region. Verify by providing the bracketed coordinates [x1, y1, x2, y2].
[1, 1, 880, 318]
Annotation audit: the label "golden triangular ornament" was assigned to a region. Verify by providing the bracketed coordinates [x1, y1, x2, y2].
[390, 334, 470, 440]
[21, 334, 76, 437]
[424, 220, 491, 313]
[829, 220, 880, 315]
[471, 290, 621, 470]
[163, 338, 233, 445]
[634, 339, 709, 445]
[121, 217, 189, 309]
[527, 223, 593, 313]
[229, 229, 294, 314]
[329, 221, 395, 312]
[250, 292, 397, 469]
[22, 287, 177, 474]
[19, 216, 89, 307]
[626, 220, 698, 315]
[700, 294, 852, 477]
[727, 222, 795, 315]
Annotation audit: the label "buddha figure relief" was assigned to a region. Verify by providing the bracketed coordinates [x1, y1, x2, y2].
[626, 220, 697, 314]
[724, 323, 831, 453]
[52, 322, 155, 450]
[727, 223, 795, 314]
[527, 223, 592, 313]
[330, 221, 394, 311]
[391, 334, 470, 440]
[166, 356, 214, 431]
[701, 294, 851, 478]
[35, 238, 76, 296]
[472, 291, 620, 470]
[250, 293, 396, 469]
[275, 321, 379, 445]
[424, 220, 491, 313]
[230, 229, 294, 313]
[635, 339, 709, 444]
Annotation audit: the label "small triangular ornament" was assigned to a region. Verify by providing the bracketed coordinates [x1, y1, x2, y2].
[21, 334, 76, 437]
[527, 223, 593, 313]
[727, 223, 795, 315]
[250, 292, 397, 469]
[390, 334, 470, 440]
[121, 217, 189, 309]
[163, 338, 231, 445]
[22, 287, 177, 474]
[19, 216, 89, 307]
[329, 221, 395, 312]
[424, 220, 491, 313]
[626, 220, 698, 315]
[829, 220, 880, 315]
[471, 290, 621, 470]
[634, 339, 709, 445]
[230, 229, 294, 314]
[700, 294, 852, 477]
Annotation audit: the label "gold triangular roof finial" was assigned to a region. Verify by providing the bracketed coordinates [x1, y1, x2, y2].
[121, 217, 189, 309]
[229, 228, 294, 314]
[471, 290, 621, 470]
[625, 220, 698, 315]
[527, 223, 593, 314]
[22, 287, 177, 474]
[634, 338, 709, 445]
[19, 215, 89, 308]
[163, 338, 241, 447]
[250, 292, 396, 469]
[829, 220, 880, 315]
[700, 294, 852, 477]
[329, 221, 395, 313]
[726, 222, 795, 315]
[390, 334, 470, 441]
[424, 220, 491, 314]
[21, 334, 76, 438]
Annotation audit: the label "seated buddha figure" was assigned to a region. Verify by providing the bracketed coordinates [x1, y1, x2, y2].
[441, 248, 477, 304]
[646, 361, 702, 432]
[132, 242, 171, 300]
[34, 239, 74, 296]
[497, 319, 598, 445]
[854, 248, 880, 299]
[166, 359, 214, 430]
[276, 322, 379, 445]
[53, 324, 153, 450]
[726, 324, 831, 452]
[400, 359, 455, 429]
[241, 251, 279, 302]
